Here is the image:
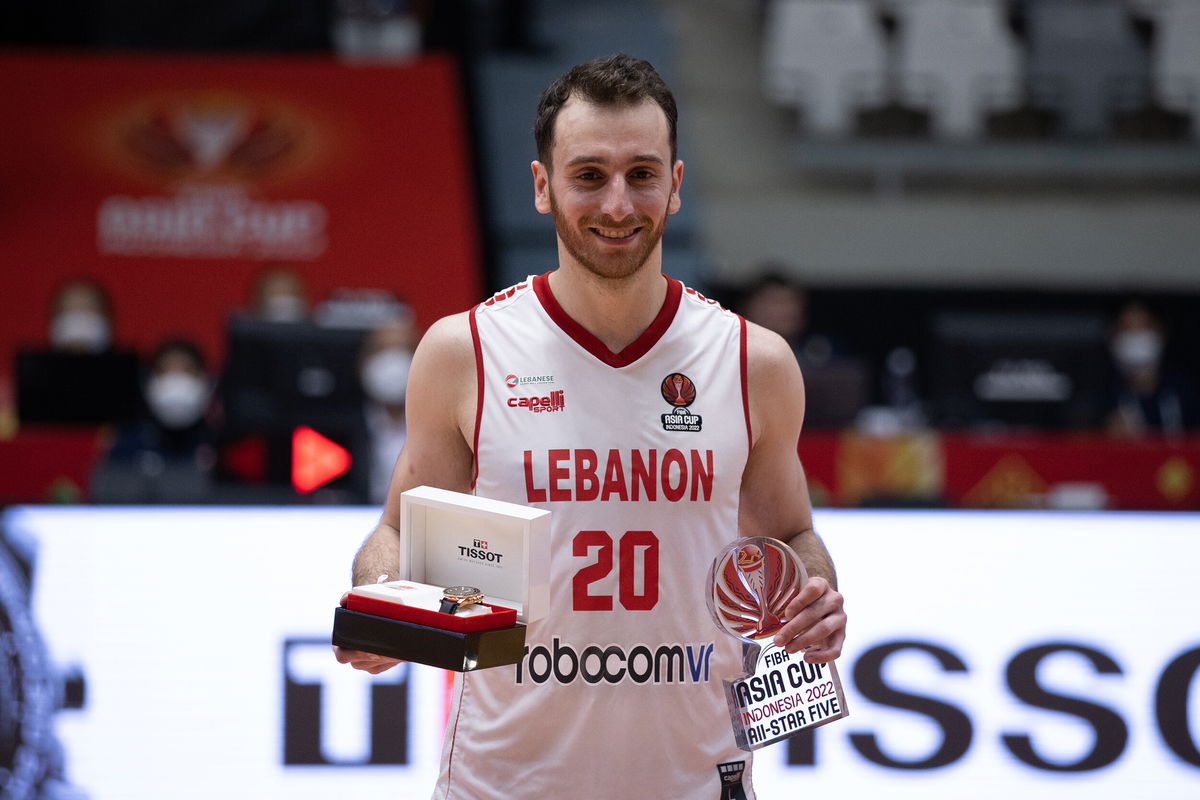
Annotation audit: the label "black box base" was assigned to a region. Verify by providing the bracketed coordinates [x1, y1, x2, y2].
[332, 607, 527, 672]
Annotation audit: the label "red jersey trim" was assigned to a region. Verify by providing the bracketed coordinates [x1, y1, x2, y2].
[532, 272, 682, 368]
[468, 304, 484, 491]
[739, 314, 752, 450]
[443, 672, 469, 794]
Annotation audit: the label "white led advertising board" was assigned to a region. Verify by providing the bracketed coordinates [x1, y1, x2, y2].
[2, 507, 1196, 799]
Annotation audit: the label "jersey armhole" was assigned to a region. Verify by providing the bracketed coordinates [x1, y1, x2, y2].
[469, 304, 484, 491]
[739, 314, 752, 452]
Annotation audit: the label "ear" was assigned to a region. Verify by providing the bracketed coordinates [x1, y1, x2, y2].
[667, 159, 684, 215]
[532, 160, 551, 215]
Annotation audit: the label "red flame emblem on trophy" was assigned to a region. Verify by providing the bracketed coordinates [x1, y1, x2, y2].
[707, 537, 807, 640]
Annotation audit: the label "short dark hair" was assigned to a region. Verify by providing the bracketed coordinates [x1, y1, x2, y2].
[533, 53, 678, 169]
[149, 337, 207, 373]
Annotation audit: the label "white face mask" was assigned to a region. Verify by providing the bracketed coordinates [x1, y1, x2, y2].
[1112, 330, 1163, 371]
[262, 294, 306, 323]
[146, 372, 210, 429]
[361, 349, 412, 406]
[51, 310, 111, 353]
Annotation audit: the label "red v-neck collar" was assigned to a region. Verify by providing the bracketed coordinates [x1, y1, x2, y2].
[533, 272, 682, 368]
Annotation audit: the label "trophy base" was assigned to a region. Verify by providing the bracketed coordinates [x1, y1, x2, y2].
[332, 607, 527, 672]
[724, 643, 849, 751]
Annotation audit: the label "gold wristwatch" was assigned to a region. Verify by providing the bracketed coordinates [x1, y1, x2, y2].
[439, 585, 484, 614]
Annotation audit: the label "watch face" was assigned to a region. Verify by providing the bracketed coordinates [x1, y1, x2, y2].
[443, 585, 482, 600]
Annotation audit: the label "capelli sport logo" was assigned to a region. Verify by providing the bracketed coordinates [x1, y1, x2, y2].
[508, 390, 565, 413]
[660, 372, 702, 432]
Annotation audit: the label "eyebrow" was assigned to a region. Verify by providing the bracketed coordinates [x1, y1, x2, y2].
[565, 154, 667, 168]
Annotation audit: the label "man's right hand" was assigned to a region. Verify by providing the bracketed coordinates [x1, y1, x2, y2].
[333, 591, 404, 674]
[332, 645, 403, 674]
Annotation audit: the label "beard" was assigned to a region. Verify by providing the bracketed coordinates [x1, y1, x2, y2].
[549, 191, 670, 281]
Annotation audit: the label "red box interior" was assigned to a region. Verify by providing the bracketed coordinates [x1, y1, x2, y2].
[346, 592, 518, 633]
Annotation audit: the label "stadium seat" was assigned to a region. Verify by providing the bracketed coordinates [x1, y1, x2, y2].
[1024, 0, 1151, 138]
[1148, 0, 1200, 139]
[762, 0, 887, 136]
[892, 0, 1022, 139]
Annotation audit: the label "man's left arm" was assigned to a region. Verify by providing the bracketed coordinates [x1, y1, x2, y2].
[739, 321, 846, 662]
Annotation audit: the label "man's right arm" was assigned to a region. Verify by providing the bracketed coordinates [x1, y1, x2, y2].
[353, 311, 477, 582]
[335, 311, 477, 673]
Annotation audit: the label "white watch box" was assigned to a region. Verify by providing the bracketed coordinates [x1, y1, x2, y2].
[332, 486, 550, 671]
[398, 485, 550, 623]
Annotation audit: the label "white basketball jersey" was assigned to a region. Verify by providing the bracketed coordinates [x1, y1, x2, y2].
[435, 273, 756, 799]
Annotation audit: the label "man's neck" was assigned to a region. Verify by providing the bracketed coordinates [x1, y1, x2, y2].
[547, 262, 668, 354]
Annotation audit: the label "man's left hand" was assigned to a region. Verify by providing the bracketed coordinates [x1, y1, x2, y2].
[773, 576, 846, 662]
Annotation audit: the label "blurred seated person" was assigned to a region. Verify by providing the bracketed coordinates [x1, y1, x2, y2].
[740, 271, 833, 367]
[1105, 301, 1199, 437]
[14, 277, 141, 426]
[249, 264, 310, 323]
[49, 277, 114, 353]
[357, 316, 417, 504]
[92, 338, 217, 503]
[738, 271, 871, 429]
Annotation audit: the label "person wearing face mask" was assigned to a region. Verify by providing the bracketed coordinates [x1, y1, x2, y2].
[357, 318, 416, 505]
[49, 278, 114, 354]
[15, 277, 142, 426]
[250, 265, 310, 323]
[1105, 301, 1198, 437]
[92, 338, 217, 503]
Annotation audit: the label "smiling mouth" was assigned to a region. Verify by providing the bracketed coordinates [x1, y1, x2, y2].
[591, 226, 641, 241]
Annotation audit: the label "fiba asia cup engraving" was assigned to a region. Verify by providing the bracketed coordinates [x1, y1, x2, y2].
[707, 537, 848, 751]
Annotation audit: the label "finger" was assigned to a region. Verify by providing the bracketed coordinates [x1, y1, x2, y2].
[775, 587, 846, 653]
[795, 609, 847, 656]
[783, 576, 828, 620]
[347, 652, 403, 673]
[359, 657, 403, 673]
[801, 646, 840, 664]
[800, 625, 846, 663]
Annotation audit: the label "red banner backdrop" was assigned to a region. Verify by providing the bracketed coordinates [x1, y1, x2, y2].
[799, 431, 1200, 511]
[0, 51, 483, 368]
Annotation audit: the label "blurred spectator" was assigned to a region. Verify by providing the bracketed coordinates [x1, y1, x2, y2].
[249, 264, 309, 322]
[91, 338, 217, 502]
[48, 277, 114, 353]
[1105, 300, 1199, 436]
[738, 271, 872, 429]
[357, 317, 416, 504]
[16, 278, 141, 426]
[740, 272, 821, 363]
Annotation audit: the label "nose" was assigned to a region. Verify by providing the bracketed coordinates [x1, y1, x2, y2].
[599, 175, 635, 222]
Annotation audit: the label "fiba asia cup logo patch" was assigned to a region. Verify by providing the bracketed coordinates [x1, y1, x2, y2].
[660, 372, 702, 432]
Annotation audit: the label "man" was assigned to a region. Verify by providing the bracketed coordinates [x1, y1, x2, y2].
[335, 54, 846, 798]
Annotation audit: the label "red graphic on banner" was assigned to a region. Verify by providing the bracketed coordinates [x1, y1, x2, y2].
[110, 93, 309, 182]
[0, 52, 482, 371]
[292, 426, 351, 493]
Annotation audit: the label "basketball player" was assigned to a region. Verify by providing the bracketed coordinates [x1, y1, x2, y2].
[335, 54, 846, 798]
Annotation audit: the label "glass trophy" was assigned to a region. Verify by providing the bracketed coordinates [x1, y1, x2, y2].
[706, 537, 848, 751]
